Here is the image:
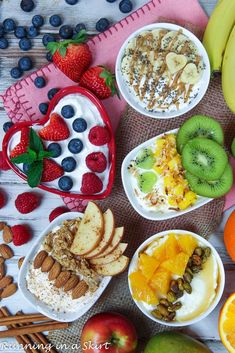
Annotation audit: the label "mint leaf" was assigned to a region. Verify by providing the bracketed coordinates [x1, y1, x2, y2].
[27, 160, 43, 188]
[28, 148, 37, 160]
[37, 150, 54, 160]
[11, 153, 36, 164]
[29, 128, 43, 153]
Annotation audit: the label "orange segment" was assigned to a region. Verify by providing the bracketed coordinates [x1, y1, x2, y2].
[161, 252, 190, 276]
[129, 271, 158, 305]
[139, 253, 160, 280]
[177, 234, 198, 256]
[164, 233, 180, 259]
[150, 267, 171, 295]
[219, 293, 235, 352]
[152, 241, 166, 263]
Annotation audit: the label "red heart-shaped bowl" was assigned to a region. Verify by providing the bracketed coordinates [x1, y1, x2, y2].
[2, 86, 116, 200]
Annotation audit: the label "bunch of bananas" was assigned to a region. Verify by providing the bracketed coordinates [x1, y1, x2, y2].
[203, 0, 235, 113]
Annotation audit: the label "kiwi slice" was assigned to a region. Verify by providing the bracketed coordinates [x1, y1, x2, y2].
[232, 138, 235, 157]
[177, 115, 224, 152]
[138, 172, 157, 193]
[182, 137, 228, 181]
[136, 148, 155, 169]
[185, 163, 233, 198]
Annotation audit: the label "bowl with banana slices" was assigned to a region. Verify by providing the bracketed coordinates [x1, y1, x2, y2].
[116, 23, 210, 119]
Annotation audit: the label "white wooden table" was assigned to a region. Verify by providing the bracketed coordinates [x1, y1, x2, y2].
[0, 1, 231, 352]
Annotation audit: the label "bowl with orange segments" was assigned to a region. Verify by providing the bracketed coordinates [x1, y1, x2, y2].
[128, 230, 225, 327]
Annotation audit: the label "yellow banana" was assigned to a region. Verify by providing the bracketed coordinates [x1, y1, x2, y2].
[222, 25, 235, 113]
[203, 0, 235, 73]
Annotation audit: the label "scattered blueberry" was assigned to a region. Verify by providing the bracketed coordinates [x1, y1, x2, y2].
[18, 56, 33, 71]
[59, 25, 73, 39]
[42, 34, 55, 47]
[3, 18, 16, 32]
[75, 23, 86, 32]
[14, 26, 27, 39]
[0, 25, 4, 38]
[19, 38, 32, 51]
[39, 102, 49, 115]
[73, 118, 87, 133]
[96, 18, 110, 32]
[34, 76, 46, 88]
[58, 176, 73, 191]
[28, 25, 39, 38]
[0, 38, 9, 50]
[68, 138, 83, 154]
[10, 67, 23, 79]
[48, 88, 59, 100]
[49, 15, 62, 27]
[46, 52, 53, 62]
[47, 143, 62, 158]
[32, 15, 44, 28]
[23, 163, 30, 174]
[106, 0, 117, 2]
[61, 157, 76, 172]
[20, 0, 35, 12]
[3, 121, 14, 133]
[65, 0, 79, 4]
[119, 0, 133, 13]
[61, 105, 75, 119]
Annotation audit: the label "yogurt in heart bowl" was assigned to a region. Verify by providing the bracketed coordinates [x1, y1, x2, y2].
[2, 87, 116, 199]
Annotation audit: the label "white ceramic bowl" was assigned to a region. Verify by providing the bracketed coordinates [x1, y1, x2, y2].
[19, 212, 111, 322]
[115, 23, 210, 119]
[121, 128, 212, 221]
[128, 229, 225, 327]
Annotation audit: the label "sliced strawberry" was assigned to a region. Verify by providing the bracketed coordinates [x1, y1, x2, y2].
[39, 113, 70, 141]
[41, 159, 64, 182]
[10, 127, 30, 158]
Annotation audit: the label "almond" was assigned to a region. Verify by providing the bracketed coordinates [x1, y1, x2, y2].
[64, 275, 80, 292]
[54, 271, 71, 288]
[0, 244, 14, 259]
[1, 283, 17, 298]
[0, 275, 13, 289]
[41, 256, 55, 273]
[18, 257, 25, 269]
[34, 250, 48, 269]
[0, 263, 5, 280]
[72, 280, 88, 299]
[0, 222, 6, 231]
[48, 262, 61, 281]
[2, 225, 13, 244]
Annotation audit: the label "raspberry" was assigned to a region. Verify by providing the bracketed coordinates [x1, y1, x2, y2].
[0, 190, 6, 209]
[88, 126, 111, 146]
[0, 151, 10, 171]
[49, 206, 70, 222]
[12, 225, 31, 246]
[15, 192, 40, 214]
[81, 173, 103, 194]
[86, 152, 107, 173]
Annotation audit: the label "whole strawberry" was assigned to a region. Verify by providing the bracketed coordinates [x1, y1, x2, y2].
[0, 151, 10, 171]
[80, 66, 120, 100]
[12, 225, 31, 246]
[15, 192, 40, 214]
[49, 206, 70, 222]
[47, 30, 92, 82]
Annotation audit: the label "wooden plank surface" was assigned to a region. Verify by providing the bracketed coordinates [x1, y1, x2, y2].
[0, 1, 230, 352]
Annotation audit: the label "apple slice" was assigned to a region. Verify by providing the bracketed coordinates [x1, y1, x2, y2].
[92, 256, 129, 276]
[84, 209, 115, 259]
[89, 243, 128, 265]
[91, 227, 124, 259]
[70, 202, 104, 256]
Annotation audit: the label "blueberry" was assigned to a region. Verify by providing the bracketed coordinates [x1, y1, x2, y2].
[0, 25, 4, 38]
[0, 38, 9, 49]
[42, 34, 55, 47]
[59, 25, 73, 39]
[47, 143, 62, 158]
[68, 138, 83, 154]
[75, 23, 86, 32]
[72, 118, 87, 132]
[61, 157, 76, 172]
[3, 19, 16, 32]
[19, 38, 32, 51]
[23, 163, 30, 174]
[3, 121, 14, 133]
[10, 67, 23, 79]
[58, 176, 73, 191]
[18, 56, 33, 71]
[61, 105, 75, 119]
[49, 15, 62, 27]
[119, 0, 133, 13]
[20, 0, 35, 12]
[14, 26, 27, 39]
[106, 0, 117, 2]
[32, 15, 44, 28]
[96, 18, 110, 32]
[65, 0, 79, 4]
[28, 25, 39, 38]
[34, 76, 46, 88]
[48, 88, 59, 100]
[39, 102, 49, 115]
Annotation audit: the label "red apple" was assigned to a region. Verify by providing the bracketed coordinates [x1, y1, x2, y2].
[81, 312, 138, 353]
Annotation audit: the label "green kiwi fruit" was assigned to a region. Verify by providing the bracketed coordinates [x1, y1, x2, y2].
[232, 138, 235, 157]
[136, 148, 155, 169]
[182, 137, 228, 181]
[185, 163, 233, 198]
[176, 115, 224, 153]
[138, 172, 157, 193]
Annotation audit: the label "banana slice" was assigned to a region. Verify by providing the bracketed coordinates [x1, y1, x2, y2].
[125, 38, 136, 52]
[180, 63, 201, 84]
[166, 52, 187, 74]
[172, 34, 188, 53]
[161, 31, 178, 50]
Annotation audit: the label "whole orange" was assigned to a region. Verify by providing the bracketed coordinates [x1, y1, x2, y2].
[224, 210, 235, 261]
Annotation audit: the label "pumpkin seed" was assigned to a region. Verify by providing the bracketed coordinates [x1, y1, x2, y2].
[152, 309, 163, 320]
[170, 280, 179, 293]
[183, 272, 193, 283]
[158, 304, 169, 317]
[168, 302, 182, 312]
[192, 254, 202, 266]
[194, 247, 203, 256]
[177, 278, 184, 291]
[185, 267, 194, 276]
[191, 265, 202, 273]
[183, 282, 192, 294]
[204, 247, 211, 258]
[167, 291, 177, 303]
[159, 298, 170, 307]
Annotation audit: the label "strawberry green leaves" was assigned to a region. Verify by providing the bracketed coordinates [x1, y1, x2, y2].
[47, 29, 88, 57]
[99, 67, 120, 99]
